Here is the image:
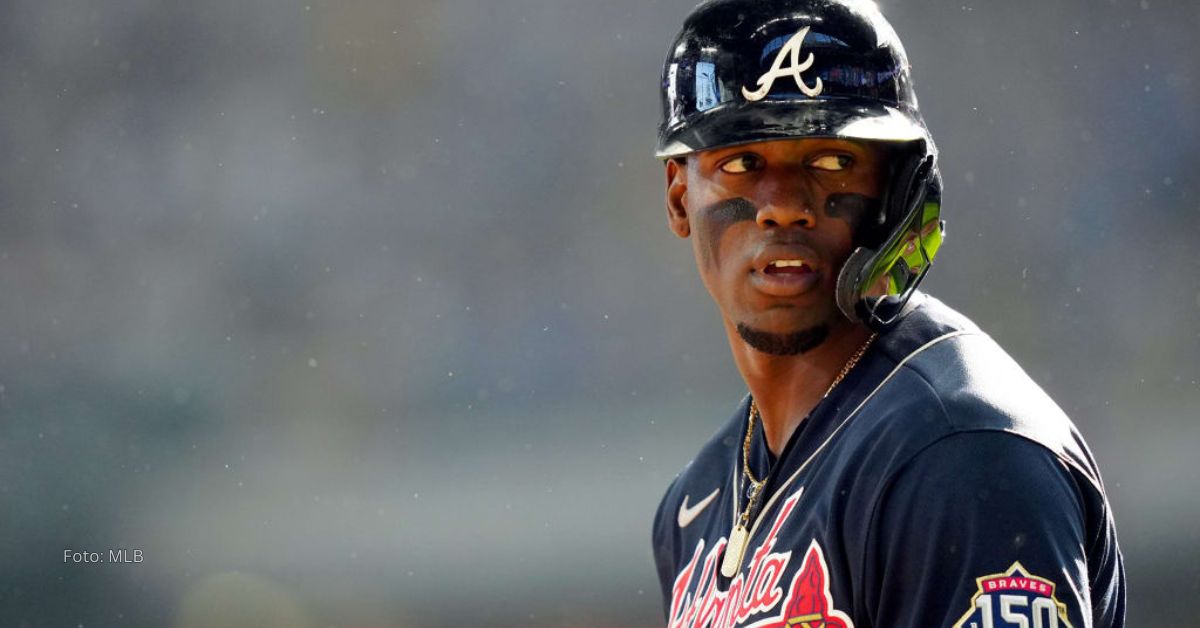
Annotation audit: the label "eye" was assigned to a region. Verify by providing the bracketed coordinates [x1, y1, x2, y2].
[718, 153, 765, 174]
[808, 154, 854, 171]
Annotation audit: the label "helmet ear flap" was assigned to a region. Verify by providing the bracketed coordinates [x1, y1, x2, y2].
[836, 149, 944, 329]
[856, 145, 921, 250]
[884, 149, 932, 228]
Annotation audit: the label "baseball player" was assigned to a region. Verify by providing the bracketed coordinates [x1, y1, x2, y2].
[649, 1, 1126, 627]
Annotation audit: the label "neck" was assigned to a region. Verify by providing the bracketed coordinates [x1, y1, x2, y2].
[725, 318, 872, 457]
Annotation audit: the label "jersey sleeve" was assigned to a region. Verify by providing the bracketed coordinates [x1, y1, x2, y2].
[861, 430, 1123, 628]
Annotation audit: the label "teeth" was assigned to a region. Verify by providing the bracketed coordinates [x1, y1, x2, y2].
[768, 259, 807, 268]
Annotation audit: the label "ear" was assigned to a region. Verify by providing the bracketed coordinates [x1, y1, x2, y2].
[665, 158, 691, 238]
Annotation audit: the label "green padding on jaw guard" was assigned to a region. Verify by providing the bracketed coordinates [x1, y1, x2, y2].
[867, 201, 944, 296]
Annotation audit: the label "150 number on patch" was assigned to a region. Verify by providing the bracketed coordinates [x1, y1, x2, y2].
[952, 562, 1073, 628]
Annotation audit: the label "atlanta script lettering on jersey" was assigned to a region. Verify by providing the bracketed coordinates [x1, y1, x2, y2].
[668, 490, 855, 628]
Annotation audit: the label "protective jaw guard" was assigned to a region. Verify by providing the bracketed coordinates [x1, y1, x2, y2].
[836, 152, 944, 330]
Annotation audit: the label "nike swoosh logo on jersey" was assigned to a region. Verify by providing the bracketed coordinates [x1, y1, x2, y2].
[677, 487, 721, 528]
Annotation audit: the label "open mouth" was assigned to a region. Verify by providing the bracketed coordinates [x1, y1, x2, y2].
[751, 252, 821, 298]
[762, 259, 815, 275]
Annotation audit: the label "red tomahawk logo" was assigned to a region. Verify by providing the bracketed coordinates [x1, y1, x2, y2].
[778, 541, 853, 628]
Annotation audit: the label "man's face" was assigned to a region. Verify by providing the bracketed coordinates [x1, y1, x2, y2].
[664, 138, 888, 355]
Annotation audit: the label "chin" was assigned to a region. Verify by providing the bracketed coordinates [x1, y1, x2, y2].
[734, 319, 830, 356]
[743, 302, 838, 333]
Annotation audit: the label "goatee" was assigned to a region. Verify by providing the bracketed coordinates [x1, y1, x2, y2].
[735, 323, 829, 356]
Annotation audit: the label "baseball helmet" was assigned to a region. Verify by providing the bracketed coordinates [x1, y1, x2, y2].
[656, 0, 945, 329]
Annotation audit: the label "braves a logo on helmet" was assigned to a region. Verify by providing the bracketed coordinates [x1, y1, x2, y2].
[742, 27, 824, 101]
[669, 490, 854, 628]
[952, 562, 1073, 628]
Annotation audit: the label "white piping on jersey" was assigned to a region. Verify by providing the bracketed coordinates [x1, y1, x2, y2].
[731, 330, 973, 570]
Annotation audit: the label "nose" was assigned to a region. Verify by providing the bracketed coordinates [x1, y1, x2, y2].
[754, 177, 818, 229]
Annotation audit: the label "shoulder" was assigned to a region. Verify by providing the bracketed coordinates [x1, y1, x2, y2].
[879, 429, 1087, 524]
[892, 295, 1066, 437]
[860, 294, 1105, 494]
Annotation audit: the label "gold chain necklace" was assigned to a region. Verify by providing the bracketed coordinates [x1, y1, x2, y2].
[720, 332, 877, 578]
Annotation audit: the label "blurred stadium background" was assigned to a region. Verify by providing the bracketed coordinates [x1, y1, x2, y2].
[0, 0, 1196, 625]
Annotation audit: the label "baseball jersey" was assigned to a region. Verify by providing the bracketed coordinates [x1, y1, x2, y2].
[651, 293, 1126, 628]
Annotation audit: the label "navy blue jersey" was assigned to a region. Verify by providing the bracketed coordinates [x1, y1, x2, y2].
[651, 294, 1125, 628]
